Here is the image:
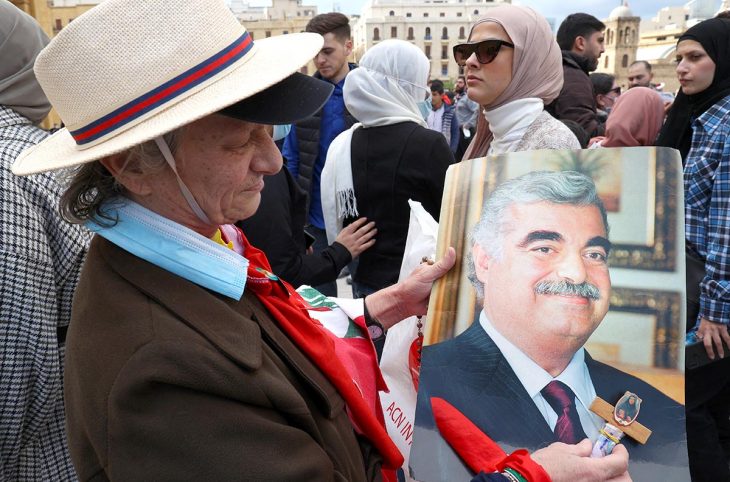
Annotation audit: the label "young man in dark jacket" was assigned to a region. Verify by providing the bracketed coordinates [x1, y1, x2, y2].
[282, 12, 357, 296]
[547, 13, 606, 137]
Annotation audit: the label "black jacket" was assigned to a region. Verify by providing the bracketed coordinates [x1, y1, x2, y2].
[547, 51, 605, 137]
[238, 168, 351, 287]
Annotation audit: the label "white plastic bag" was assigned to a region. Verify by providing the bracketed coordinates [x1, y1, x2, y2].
[379, 200, 438, 479]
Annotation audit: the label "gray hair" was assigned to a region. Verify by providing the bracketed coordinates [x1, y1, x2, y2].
[467, 170, 609, 293]
[59, 128, 183, 225]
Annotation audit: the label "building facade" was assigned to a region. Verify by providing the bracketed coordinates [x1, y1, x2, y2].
[229, 0, 319, 74]
[352, 0, 510, 83]
[600, 0, 725, 94]
[11, 0, 101, 39]
[598, 2, 641, 89]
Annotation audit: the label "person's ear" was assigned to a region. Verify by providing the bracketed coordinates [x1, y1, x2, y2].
[472, 243, 493, 285]
[573, 36, 586, 54]
[99, 152, 154, 196]
[345, 38, 353, 56]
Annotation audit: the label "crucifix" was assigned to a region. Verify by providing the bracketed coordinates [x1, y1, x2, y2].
[589, 391, 652, 457]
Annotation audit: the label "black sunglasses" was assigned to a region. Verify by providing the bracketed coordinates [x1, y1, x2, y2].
[453, 39, 515, 66]
[609, 86, 621, 95]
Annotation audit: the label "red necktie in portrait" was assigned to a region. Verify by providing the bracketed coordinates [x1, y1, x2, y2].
[541, 380, 588, 444]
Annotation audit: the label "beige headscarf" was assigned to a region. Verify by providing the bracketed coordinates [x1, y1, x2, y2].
[0, 0, 51, 124]
[463, 5, 563, 159]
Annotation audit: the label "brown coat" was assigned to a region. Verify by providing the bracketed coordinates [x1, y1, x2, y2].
[65, 236, 382, 481]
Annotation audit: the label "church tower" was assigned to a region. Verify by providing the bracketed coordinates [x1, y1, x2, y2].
[600, 1, 641, 88]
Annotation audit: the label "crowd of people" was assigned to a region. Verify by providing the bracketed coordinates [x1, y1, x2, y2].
[1, 0, 729, 480]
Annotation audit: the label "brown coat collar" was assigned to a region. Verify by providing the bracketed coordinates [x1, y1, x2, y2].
[99, 237, 262, 370]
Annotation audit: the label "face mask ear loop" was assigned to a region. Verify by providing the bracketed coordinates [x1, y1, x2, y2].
[154, 136, 213, 226]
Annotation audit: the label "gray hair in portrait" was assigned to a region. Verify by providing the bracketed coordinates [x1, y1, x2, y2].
[467, 170, 610, 293]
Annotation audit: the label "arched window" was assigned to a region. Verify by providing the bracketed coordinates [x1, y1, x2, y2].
[373, 27, 380, 41]
[621, 54, 628, 67]
[442, 27, 448, 39]
[389, 10, 394, 16]
[604, 55, 609, 68]
[407, 27, 414, 40]
[624, 26, 630, 44]
[619, 30, 623, 44]
[391, 26, 397, 38]
[425, 27, 431, 40]
[459, 26, 465, 39]
[606, 29, 611, 45]
[473, 9, 479, 14]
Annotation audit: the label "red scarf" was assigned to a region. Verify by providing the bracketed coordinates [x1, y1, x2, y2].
[241, 233, 404, 470]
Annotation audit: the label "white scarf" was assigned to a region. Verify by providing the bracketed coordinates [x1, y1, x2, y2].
[322, 40, 430, 244]
[484, 97, 543, 155]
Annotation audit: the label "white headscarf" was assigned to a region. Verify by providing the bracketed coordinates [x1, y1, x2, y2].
[322, 39, 430, 243]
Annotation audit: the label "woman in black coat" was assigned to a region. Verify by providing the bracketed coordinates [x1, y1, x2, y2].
[322, 39, 456, 298]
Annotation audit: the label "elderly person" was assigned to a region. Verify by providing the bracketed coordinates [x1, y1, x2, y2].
[11, 1, 456, 479]
[0, 2, 88, 479]
[13, 1, 631, 481]
[457, 5, 580, 159]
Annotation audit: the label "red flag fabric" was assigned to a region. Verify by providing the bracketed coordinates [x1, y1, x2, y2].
[240, 230, 404, 470]
[431, 397, 552, 482]
[431, 397, 507, 472]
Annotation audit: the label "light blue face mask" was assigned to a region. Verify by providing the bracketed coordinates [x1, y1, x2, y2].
[272, 124, 292, 141]
[417, 100, 431, 120]
[87, 200, 249, 300]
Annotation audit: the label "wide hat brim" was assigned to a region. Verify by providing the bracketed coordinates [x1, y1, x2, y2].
[220, 72, 333, 125]
[13, 33, 325, 176]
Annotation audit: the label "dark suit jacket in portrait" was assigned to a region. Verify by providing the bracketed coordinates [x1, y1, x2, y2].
[410, 322, 689, 481]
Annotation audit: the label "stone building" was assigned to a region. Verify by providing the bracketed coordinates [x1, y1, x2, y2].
[11, 0, 101, 38]
[599, 0, 724, 94]
[228, 0, 319, 75]
[597, 2, 641, 90]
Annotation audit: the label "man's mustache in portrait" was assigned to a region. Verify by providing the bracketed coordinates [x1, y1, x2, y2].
[534, 279, 601, 301]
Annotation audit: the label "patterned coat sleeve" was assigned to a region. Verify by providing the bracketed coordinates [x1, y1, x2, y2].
[0, 107, 89, 480]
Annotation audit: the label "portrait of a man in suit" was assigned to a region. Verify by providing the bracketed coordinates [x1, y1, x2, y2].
[410, 170, 688, 481]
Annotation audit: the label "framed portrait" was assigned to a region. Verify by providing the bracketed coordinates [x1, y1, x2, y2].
[425, 147, 682, 345]
[410, 148, 688, 482]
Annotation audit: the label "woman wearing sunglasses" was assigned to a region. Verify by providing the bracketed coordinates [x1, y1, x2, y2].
[455, 5, 580, 159]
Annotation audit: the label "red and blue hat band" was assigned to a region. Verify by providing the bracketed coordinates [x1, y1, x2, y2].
[69, 32, 253, 145]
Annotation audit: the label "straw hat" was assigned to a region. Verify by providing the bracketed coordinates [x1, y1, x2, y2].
[12, 0, 330, 176]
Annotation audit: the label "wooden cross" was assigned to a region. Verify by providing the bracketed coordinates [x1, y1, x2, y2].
[589, 393, 652, 444]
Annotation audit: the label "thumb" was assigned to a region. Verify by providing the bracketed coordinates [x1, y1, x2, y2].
[423, 247, 456, 282]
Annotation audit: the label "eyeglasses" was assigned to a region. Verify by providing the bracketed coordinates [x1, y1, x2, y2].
[453, 39, 515, 66]
[609, 86, 621, 95]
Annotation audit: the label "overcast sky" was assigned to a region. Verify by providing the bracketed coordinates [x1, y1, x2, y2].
[301, 0, 721, 23]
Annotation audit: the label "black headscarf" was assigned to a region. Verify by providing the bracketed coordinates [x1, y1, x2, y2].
[656, 18, 730, 161]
